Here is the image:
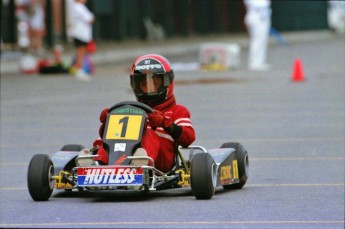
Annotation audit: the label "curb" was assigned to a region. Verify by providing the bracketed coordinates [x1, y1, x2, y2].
[0, 30, 335, 75]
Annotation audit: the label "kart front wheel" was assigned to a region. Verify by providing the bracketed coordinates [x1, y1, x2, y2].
[27, 154, 55, 201]
[191, 153, 217, 200]
[221, 142, 249, 189]
[60, 144, 85, 151]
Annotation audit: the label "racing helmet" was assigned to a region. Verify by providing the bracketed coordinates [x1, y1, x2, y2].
[130, 54, 174, 106]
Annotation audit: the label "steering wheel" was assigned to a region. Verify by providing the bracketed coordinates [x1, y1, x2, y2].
[109, 101, 153, 114]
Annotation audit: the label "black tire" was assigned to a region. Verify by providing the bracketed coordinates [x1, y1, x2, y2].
[221, 142, 249, 189]
[191, 153, 217, 199]
[60, 144, 85, 151]
[27, 154, 55, 201]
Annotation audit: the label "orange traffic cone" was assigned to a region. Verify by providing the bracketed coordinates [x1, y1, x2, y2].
[292, 59, 305, 82]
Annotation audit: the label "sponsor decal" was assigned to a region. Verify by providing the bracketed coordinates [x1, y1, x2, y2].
[220, 165, 231, 185]
[112, 107, 144, 115]
[232, 160, 239, 179]
[115, 143, 126, 152]
[77, 167, 143, 186]
[54, 183, 73, 189]
[135, 64, 162, 71]
[115, 154, 127, 165]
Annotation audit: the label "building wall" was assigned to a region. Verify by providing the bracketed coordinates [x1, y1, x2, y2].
[89, 0, 328, 41]
[1, 0, 329, 45]
[89, 0, 246, 40]
[271, 1, 328, 31]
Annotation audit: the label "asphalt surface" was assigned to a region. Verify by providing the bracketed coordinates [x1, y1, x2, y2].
[0, 31, 344, 228]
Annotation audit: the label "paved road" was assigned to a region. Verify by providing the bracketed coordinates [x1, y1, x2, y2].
[0, 33, 344, 228]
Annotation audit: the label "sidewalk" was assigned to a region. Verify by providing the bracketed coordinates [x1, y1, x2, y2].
[0, 30, 335, 75]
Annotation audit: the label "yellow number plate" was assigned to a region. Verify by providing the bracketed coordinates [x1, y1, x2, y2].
[232, 160, 239, 179]
[105, 114, 143, 140]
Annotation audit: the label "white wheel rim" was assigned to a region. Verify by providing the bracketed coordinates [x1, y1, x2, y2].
[48, 165, 54, 190]
[211, 162, 217, 188]
[244, 153, 249, 178]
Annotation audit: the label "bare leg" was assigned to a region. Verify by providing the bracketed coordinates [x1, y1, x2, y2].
[75, 45, 86, 69]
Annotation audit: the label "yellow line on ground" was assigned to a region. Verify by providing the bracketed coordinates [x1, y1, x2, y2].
[1, 156, 344, 167]
[0, 187, 27, 190]
[244, 137, 344, 142]
[0, 162, 28, 166]
[247, 183, 345, 187]
[1, 220, 344, 227]
[201, 137, 344, 144]
[1, 137, 343, 149]
[1, 183, 344, 191]
[251, 157, 345, 161]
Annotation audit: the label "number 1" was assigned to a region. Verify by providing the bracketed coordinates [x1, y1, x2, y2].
[119, 116, 129, 137]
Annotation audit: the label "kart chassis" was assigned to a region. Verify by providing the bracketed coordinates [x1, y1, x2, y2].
[27, 101, 248, 201]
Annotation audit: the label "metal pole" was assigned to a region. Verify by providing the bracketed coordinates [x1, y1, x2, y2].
[45, 0, 54, 48]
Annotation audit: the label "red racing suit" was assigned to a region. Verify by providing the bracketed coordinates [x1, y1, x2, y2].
[94, 95, 195, 173]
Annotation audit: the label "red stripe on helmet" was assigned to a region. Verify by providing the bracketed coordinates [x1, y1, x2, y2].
[132, 54, 172, 72]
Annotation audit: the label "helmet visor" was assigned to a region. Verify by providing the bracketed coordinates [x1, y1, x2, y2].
[132, 72, 168, 95]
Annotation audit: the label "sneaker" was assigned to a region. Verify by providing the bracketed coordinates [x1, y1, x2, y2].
[131, 148, 149, 166]
[76, 149, 96, 166]
[76, 69, 92, 82]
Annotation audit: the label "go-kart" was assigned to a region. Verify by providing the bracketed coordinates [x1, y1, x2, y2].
[27, 101, 249, 201]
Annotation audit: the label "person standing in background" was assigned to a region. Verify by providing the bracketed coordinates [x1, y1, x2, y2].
[27, 0, 45, 56]
[244, 0, 271, 71]
[328, 0, 345, 34]
[68, 0, 94, 81]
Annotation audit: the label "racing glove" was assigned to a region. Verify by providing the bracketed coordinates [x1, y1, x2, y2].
[99, 108, 109, 124]
[93, 138, 103, 147]
[148, 110, 182, 140]
[98, 108, 109, 138]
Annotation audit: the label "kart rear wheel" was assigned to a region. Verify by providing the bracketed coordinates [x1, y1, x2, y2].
[191, 153, 217, 199]
[221, 142, 249, 189]
[27, 154, 55, 201]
